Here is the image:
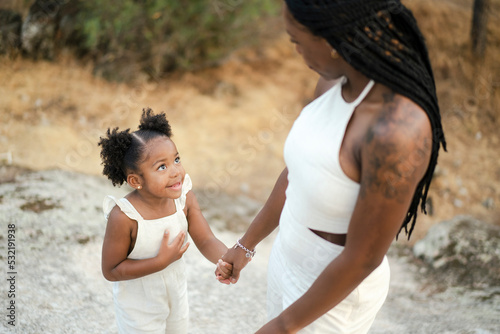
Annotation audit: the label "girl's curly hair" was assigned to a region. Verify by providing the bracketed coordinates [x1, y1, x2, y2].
[98, 108, 172, 186]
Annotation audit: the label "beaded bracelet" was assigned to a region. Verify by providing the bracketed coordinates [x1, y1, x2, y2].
[234, 238, 256, 258]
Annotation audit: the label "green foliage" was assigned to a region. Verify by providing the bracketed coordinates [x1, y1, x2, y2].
[75, 0, 280, 79]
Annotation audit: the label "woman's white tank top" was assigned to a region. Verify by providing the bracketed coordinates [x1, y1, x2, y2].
[283, 77, 375, 234]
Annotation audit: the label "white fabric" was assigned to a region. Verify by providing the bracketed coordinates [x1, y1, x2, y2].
[103, 174, 192, 334]
[267, 216, 390, 333]
[283, 77, 374, 234]
[267, 78, 390, 332]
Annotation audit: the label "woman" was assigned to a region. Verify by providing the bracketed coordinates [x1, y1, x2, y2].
[217, 0, 446, 333]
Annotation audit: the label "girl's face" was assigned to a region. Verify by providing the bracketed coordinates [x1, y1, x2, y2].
[136, 136, 185, 199]
[283, 4, 343, 80]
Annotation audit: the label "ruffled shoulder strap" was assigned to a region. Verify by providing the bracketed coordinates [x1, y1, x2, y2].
[103, 195, 144, 221]
[175, 174, 193, 211]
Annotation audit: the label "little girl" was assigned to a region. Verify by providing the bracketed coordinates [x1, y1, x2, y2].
[98, 108, 231, 333]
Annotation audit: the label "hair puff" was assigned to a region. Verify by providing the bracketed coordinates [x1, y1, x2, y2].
[98, 127, 132, 186]
[138, 108, 172, 137]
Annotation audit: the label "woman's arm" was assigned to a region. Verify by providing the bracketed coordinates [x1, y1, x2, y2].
[237, 77, 335, 250]
[101, 207, 189, 281]
[234, 77, 330, 256]
[258, 97, 432, 333]
[185, 191, 228, 264]
[219, 167, 288, 283]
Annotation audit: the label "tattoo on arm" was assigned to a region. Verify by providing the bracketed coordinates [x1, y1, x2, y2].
[360, 94, 431, 203]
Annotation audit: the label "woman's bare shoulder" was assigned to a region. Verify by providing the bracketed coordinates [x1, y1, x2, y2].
[360, 92, 432, 187]
[369, 93, 431, 141]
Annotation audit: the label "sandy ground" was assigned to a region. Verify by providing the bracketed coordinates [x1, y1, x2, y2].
[0, 168, 498, 334]
[1, 0, 500, 244]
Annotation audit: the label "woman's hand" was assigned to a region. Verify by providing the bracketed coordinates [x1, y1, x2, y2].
[214, 168, 287, 284]
[215, 245, 252, 284]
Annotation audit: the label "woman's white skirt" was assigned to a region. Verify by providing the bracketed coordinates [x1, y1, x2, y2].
[267, 211, 390, 333]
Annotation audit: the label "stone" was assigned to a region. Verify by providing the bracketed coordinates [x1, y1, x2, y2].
[21, 0, 59, 59]
[21, 0, 80, 60]
[0, 9, 22, 56]
[413, 215, 500, 288]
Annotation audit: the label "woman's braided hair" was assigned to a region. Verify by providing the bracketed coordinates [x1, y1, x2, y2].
[98, 108, 172, 186]
[285, 0, 447, 238]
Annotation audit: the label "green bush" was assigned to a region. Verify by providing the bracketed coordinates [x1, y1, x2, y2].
[75, 0, 279, 80]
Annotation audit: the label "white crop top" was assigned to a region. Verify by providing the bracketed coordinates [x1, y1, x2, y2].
[283, 77, 375, 234]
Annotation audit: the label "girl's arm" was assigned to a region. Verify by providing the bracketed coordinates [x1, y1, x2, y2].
[185, 190, 228, 264]
[101, 207, 189, 281]
[257, 98, 432, 333]
[220, 167, 288, 283]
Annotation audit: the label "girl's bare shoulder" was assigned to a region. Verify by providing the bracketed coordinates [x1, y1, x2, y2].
[106, 205, 135, 231]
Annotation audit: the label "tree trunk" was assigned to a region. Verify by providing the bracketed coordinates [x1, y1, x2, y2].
[471, 0, 490, 58]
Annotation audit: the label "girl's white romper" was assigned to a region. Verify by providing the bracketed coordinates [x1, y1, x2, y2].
[103, 174, 192, 334]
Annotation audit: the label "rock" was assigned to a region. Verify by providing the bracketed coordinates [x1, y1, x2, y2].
[21, 0, 80, 60]
[21, 0, 59, 59]
[0, 9, 22, 56]
[482, 197, 495, 209]
[413, 215, 500, 288]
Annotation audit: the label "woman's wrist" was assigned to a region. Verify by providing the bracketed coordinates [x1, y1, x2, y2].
[234, 238, 256, 258]
[239, 234, 258, 251]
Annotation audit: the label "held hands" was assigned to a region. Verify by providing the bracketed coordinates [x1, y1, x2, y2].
[215, 259, 233, 284]
[156, 231, 189, 268]
[215, 243, 252, 284]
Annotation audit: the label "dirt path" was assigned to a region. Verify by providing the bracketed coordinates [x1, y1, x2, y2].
[1, 0, 500, 242]
[0, 169, 498, 333]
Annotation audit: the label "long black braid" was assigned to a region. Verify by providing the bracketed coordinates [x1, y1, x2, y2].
[98, 108, 173, 186]
[285, 0, 447, 238]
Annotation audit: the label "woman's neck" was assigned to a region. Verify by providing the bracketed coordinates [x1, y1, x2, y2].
[341, 70, 371, 103]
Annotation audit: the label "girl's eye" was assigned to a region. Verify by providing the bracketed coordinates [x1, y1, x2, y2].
[158, 165, 166, 171]
[175, 157, 181, 164]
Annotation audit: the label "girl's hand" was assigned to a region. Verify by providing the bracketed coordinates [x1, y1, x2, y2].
[156, 231, 189, 268]
[215, 259, 233, 284]
[216, 246, 252, 284]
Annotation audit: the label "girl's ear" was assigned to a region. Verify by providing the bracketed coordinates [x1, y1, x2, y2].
[127, 173, 142, 190]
